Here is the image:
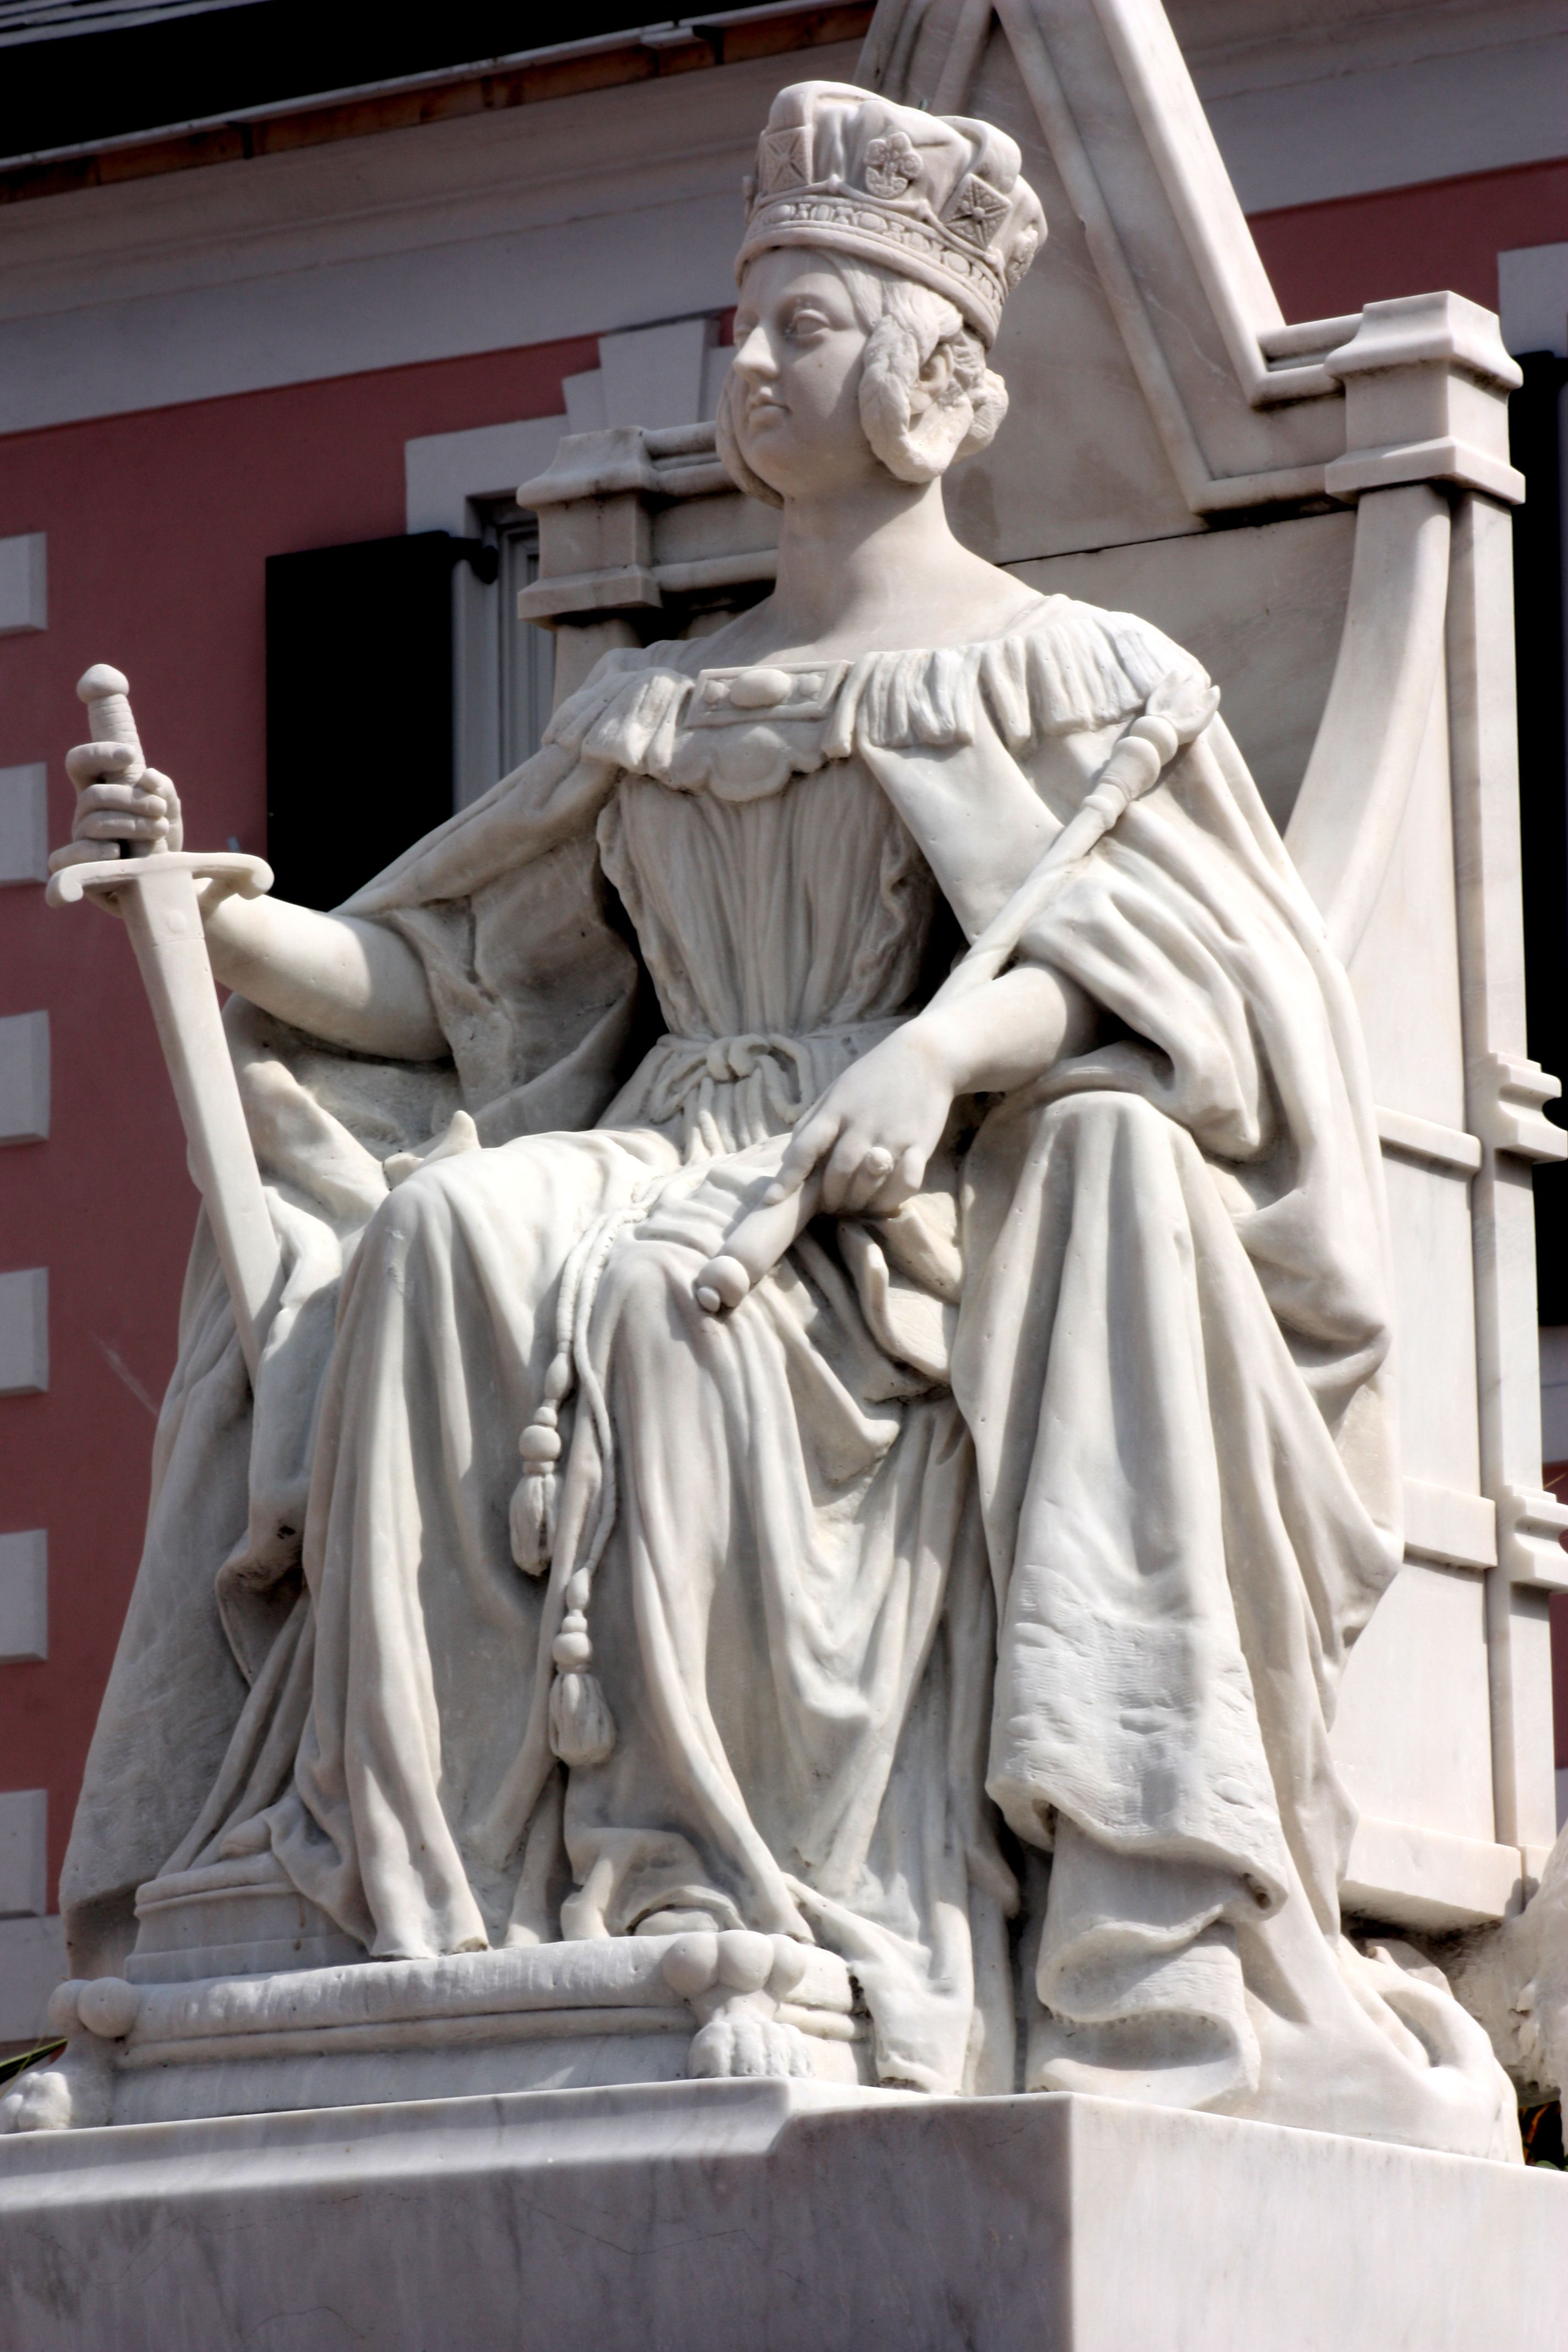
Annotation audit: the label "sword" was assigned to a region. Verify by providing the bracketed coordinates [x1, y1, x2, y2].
[47, 665, 282, 1382]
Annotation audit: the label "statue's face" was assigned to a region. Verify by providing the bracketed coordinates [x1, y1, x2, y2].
[729, 249, 881, 500]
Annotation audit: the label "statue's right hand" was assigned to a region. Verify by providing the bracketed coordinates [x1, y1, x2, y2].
[51, 741, 184, 888]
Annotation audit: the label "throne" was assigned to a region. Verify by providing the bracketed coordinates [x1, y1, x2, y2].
[518, 0, 1568, 1957]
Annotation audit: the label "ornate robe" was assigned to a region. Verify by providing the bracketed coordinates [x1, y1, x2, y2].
[62, 597, 1515, 2151]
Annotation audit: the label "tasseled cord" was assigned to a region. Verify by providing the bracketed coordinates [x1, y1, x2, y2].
[510, 1201, 649, 1770]
[510, 1352, 569, 1573]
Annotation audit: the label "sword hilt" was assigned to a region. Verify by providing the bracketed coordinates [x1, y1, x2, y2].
[76, 662, 150, 860]
[55, 662, 281, 1384]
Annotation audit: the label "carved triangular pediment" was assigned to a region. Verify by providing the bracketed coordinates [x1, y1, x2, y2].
[860, 0, 1353, 560]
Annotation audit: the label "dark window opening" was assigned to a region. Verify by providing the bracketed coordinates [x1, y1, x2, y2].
[1511, 352, 1568, 1322]
[265, 530, 489, 912]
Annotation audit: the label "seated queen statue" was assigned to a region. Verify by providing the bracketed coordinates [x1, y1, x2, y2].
[18, 80, 1516, 2155]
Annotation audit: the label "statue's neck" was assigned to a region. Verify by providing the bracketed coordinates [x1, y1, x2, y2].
[709, 472, 1038, 667]
[765, 477, 968, 651]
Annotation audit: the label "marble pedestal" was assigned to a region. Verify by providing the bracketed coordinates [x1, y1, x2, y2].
[10, 1931, 863, 2131]
[0, 2080, 1562, 2352]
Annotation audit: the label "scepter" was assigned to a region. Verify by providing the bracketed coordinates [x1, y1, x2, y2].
[47, 666, 282, 1381]
[692, 667, 1218, 1314]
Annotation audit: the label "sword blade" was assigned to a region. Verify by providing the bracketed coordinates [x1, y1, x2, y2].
[117, 862, 281, 1380]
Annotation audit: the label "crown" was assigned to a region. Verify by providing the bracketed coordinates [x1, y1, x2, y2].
[735, 80, 1046, 346]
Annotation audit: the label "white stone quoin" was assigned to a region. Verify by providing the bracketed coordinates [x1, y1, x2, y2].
[0, 1267, 47, 1398]
[0, 764, 48, 886]
[0, 1793, 47, 1923]
[0, 1529, 46, 1665]
[0, 531, 45, 636]
[0, 1010, 48, 1146]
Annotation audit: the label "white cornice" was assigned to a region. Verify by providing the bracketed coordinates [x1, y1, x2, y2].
[1175, 0, 1564, 95]
[0, 46, 861, 434]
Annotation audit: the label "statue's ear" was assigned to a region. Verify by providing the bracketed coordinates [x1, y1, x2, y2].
[908, 339, 954, 417]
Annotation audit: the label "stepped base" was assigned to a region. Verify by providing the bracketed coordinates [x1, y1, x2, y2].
[127, 1853, 365, 1985]
[0, 2081, 1562, 2351]
[2, 1932, 865, 2129]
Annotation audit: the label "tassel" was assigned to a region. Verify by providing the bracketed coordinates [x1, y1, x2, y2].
[548, 1608, 617, 1765]
[550, 1609, 616, 1768]
[549, 1673, 617, 1767]
[510, 1351, 574, 1576]
[509, 1456, 558, 1576]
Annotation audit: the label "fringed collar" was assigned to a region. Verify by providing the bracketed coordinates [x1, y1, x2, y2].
[545, 596, 1194, 803]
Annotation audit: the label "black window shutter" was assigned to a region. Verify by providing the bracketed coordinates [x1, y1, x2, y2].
[1510, 356, 1568, 1322]
[265, 532, 462, 912]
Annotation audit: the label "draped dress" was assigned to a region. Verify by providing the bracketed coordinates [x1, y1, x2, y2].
[61, 601, 1518, 2149]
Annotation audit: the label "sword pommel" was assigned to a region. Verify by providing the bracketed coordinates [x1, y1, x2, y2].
[77, 661, 131, 704]
[76, 664, 145, 782]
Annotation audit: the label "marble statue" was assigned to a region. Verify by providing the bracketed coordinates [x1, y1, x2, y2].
[4, 80, 1520, 2158]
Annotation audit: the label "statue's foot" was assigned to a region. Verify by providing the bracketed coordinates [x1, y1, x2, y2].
[216, 1812, 274, 1859]
[1, 2068, 73, 2133]
[688, 2006, 816, 2079]
[636, 1908, 733, 1937]
[660, 1925, 819, 2081]
[0, 2042, 112, 2133]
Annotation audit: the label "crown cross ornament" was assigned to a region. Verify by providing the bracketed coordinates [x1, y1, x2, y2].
[864, 130, 921, 198]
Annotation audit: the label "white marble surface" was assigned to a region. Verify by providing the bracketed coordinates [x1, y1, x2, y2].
[865, 0, 1568, 1960]
[0, 2083, 1562, 2352]
[3, 1932, 862, 2130]
[34, 73, 1528, 2162]
[1449, 1818, 1568, 2102]
[1013, 510, 1355, 835]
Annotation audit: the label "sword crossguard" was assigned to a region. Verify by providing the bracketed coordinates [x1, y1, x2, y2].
[47, 850, 273, 911]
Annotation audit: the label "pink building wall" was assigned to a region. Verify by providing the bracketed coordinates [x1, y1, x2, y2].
[0, 333, 596, 1903]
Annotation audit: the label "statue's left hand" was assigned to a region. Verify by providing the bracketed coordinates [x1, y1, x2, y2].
[697, 967, 1093, 1312]
[769, 1023, 954, 1217]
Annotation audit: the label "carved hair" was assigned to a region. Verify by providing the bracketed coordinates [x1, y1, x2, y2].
[716, 255, 1009, 507]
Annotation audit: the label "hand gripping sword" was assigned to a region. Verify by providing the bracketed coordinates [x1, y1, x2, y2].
[47, 666, 284, 1381]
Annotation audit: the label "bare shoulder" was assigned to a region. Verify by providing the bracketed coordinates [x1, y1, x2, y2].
[960, 565, 1053, 642]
